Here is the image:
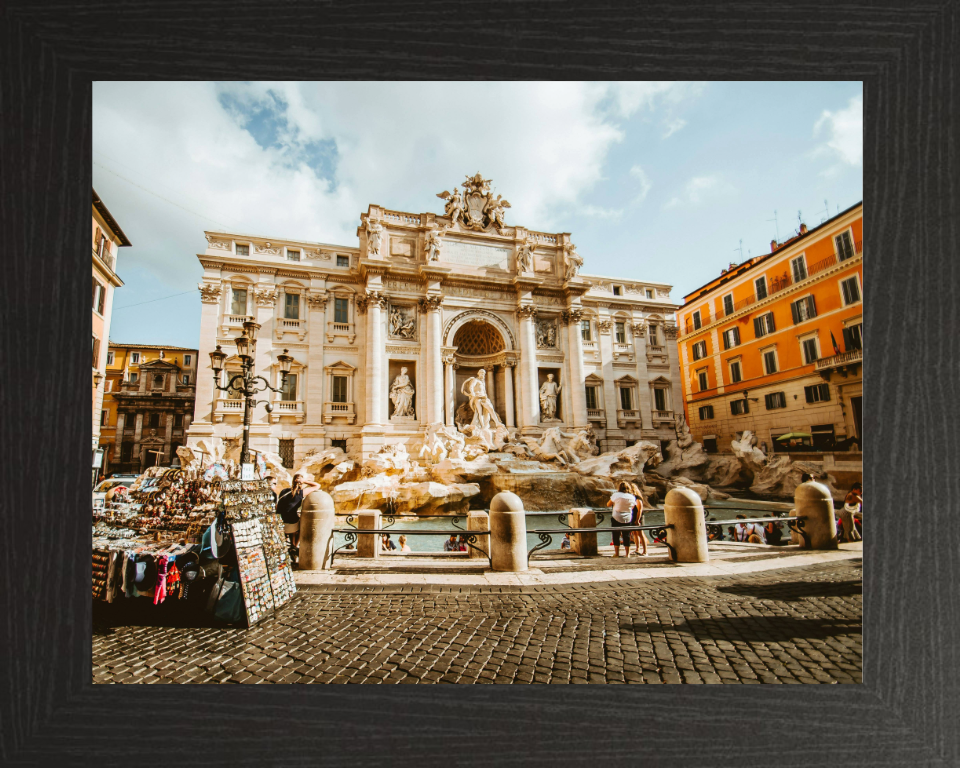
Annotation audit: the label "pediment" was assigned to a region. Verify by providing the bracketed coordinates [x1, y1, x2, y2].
[325, 360, 357, 373]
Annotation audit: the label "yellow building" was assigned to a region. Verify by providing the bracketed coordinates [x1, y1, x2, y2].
[92, 190, 130, 459]
[101, 343, 198, 474]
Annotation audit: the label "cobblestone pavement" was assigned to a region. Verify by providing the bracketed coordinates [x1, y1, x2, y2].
[92, 559, 862, 684]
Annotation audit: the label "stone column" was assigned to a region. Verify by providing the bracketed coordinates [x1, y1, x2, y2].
[598, 319, 625, 452]
[366, 296, 384, 425]
[517, 306, 540, 433]
[443, 357, 455, 426]
[633, 322, 653, 430]
[298, 490, 336, 570]
[664, 487, 709, 563]
[424, 296, 444, 424]
[132, 412, 144, 469]
[565, 309, 589, 428]
[357, 509, 381, 558]
[194, 282, 224, 425]
[305, 293, 327, 432]
[489, 491, 528, 572]
[504, 362, 516, 428]
[569, 508, 597, 556]
[163, 413, 175, 462]
[485, 368, 496, 411]
[795, 482, 838, 550]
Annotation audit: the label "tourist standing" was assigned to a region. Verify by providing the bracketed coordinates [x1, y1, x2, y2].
[841, 482, 863, 541]
[606, 482, 636, 558]
[276, 474, 321, 560]
[629, 482, 648, 556]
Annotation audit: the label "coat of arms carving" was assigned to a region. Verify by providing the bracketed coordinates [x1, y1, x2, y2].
[437, 173, 511, 233]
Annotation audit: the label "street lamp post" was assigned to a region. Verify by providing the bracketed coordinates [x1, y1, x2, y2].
[209, 322, 294, 469]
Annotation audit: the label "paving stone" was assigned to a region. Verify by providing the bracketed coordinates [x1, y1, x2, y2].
[93, 560, 862, 686]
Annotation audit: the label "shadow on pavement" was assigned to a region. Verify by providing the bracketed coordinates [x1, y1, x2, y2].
[620, 615, 861, 643]
[714, 579, 862, 602]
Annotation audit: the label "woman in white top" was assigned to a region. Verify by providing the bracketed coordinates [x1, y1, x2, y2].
[606, 481, 636, 558]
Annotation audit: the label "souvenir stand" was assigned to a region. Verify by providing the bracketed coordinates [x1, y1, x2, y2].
[92, 466, 295, 627]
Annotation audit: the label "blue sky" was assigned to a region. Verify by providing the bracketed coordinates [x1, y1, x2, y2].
[93, 81, 862, 348]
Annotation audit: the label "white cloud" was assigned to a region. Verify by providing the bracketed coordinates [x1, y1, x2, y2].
[93, 81, 704, 290]
[662, 118, 686, 138]
[580, 205, 624, 220]
[664, 175, 727, 208]
[629, 164, 652, 203]
[813, 95, 863, 174]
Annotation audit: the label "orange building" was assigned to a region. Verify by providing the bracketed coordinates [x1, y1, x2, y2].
[677, 202, 862, 456]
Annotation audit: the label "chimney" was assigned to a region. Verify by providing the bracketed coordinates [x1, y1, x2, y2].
[799, 222, 808, 234]
[729, 262, 737, 270]
[770, 239, 778, 251]
[721, 268, 727, 275]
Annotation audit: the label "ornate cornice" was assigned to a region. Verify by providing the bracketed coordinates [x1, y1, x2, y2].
[254, 242, 281, 256]
[205, 234, 232, 250]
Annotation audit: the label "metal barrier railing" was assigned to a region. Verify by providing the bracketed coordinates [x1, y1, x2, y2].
[703, 512, 808, 547]
[527, 523, 675, 563]
[330, 527, 491, 566]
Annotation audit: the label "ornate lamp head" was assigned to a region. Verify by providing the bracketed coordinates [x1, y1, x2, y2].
[209, 345, 226, 375]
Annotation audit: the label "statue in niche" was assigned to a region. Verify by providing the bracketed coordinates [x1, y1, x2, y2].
[460, 368, 503, 431]
[539, 373, 562, 422]
[424, 229, 442, 261]
[516, 237, 536, 273]
[563, 243, 583, 280]
[389, 367, 415, 419]
[389, 307, 416, 339]
[365, 217, 383, 257]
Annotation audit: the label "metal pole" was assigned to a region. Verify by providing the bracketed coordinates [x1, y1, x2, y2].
[241, 359, 252, 466]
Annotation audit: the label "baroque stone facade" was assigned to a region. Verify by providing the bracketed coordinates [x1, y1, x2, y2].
[187, 174, 682, 463]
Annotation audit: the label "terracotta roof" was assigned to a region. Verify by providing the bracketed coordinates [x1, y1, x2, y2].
[92, 189, 132, 247]
[107, 342, 198, 351]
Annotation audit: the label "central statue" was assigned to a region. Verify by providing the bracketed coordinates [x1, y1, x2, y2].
[460, 368, 503, 431]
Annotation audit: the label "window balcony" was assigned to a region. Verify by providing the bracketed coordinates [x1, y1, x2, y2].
[214, 397, 244, 423]
[652, 409, 674, 423]
[221, 314, 253, 337]
[326, 321, 356, 344]
[270, 399, 305, 424]
[815, 348, 862, 381]
[275, 317, 307, 341]
[612, 343, 634, 361]
[617, 409, 641, 429]
[324, 401, 356, 425]
[587, 408, 606, 425]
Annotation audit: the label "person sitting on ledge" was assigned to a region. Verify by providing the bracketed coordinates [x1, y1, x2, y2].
[398, 535, 411, 553]
[561, 532, 572, 550]
[381, 533, 397, 552]
[443, 534, 460, 552]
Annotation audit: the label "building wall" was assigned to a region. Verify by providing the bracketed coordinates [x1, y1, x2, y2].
[187, 200, 683, 467]
[677, 204, 863, 453]
[102, 345, 198, 473]
[92, 201, 126, 453]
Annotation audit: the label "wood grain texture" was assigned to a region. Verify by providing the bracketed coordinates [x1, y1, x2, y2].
[0, 0, 956, 765]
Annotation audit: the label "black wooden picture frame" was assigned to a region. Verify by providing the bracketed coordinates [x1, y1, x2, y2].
[1, 1, 956, 765]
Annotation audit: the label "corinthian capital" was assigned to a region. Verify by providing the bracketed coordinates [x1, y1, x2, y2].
[198, 281, 223, 304]
[561, 308, 584, 325]
[516, 305, 538, 320]
[254, 287, 280, 307]
[418, 295, 443, 312]
[306, 292, 327, 310]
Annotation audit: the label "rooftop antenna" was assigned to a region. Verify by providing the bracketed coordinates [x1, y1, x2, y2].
[735, 238, 744, 262]
[821, 199, 829, 223]
[767, 210, 780, 244]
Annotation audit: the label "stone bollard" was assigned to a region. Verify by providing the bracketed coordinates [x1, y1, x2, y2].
[356, 509, 381, 558]
[298, 490, 336, 570]
[795, 482, 838, 550]
[568, 508, 597, 556]
[489, 491, 528, 572]
[663, 488, 709, 563]
[467, 511, 490, 560]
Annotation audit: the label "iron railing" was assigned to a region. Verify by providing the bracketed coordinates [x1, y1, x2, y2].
[527, 523, 675, 562]
[330, 527, 490, 566]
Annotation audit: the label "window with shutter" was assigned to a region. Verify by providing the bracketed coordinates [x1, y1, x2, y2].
[723, 294, 734, 316]
[698, 371, 708, 391]
[92, 336, 100, 368]
[805, 295, 817, 319]
[841, 276, 861, 305]
[791, 256, 807, 282]
[754, 316, 764, 338]
[692, 311, 701, 330]
[802, 338, 819, 364]
[755, 276, 767, 300]
[763, 350, 778, 374]
[284, 292, 300, 320]
[836, 231, 855, 261]
[804, 383, 831, 403]
[93, 226, 102, 249]
[729, 361, 742, 383]
[281, 373, 298, 401]
[844, 324, 863, 350]
[699, 405, 714, 420]
[584, 386, 598, 410]
[98, 284, 105, 314]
